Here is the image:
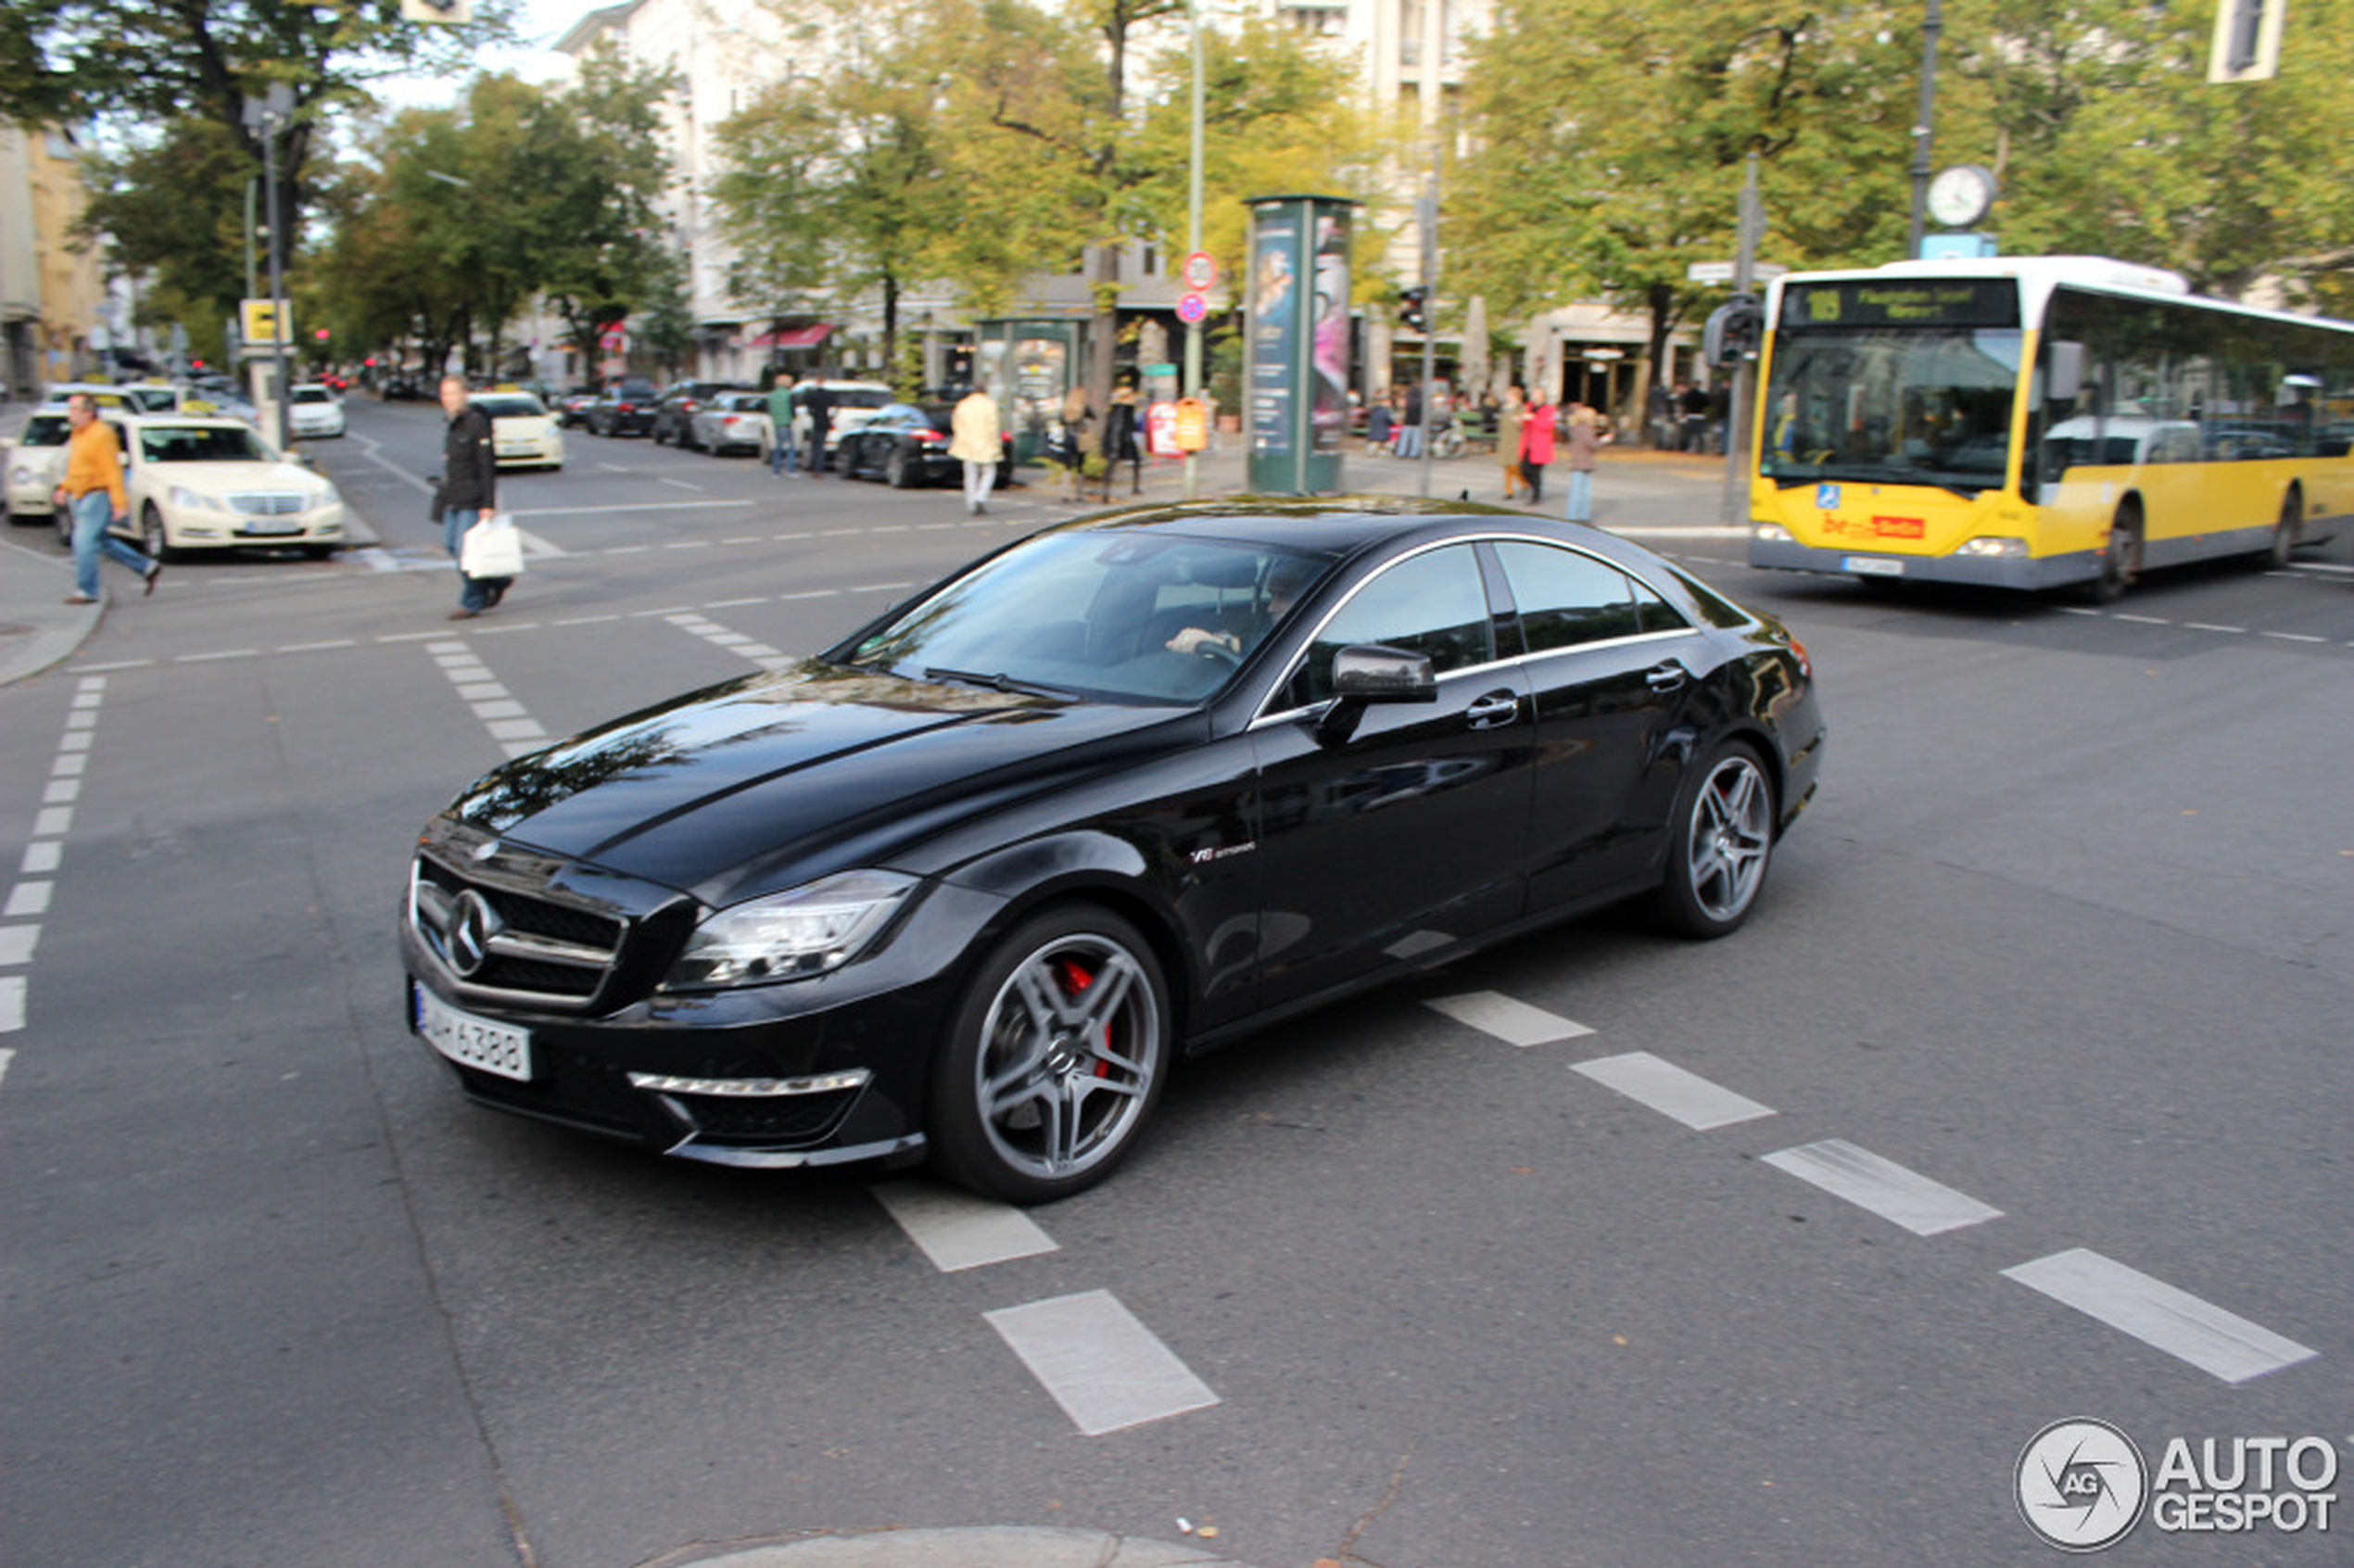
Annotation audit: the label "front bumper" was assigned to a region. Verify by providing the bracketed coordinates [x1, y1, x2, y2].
[1749, 532, 2099, 592]
[399, 828, 1010, 1170]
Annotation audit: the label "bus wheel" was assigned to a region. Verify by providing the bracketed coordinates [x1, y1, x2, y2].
[2091, 503, 2142, 603]
[2267, 487, 2303, 568]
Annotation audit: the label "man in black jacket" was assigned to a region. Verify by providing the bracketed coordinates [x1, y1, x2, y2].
[437, 375, 510, 619]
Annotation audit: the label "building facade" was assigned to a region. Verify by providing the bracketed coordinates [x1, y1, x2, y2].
[0, 121, 108, 398]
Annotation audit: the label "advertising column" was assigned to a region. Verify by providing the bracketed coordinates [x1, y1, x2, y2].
[1247, 195, 1355, 495]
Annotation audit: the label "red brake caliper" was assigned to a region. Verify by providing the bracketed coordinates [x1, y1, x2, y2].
[1055, 956, 1112, 1074]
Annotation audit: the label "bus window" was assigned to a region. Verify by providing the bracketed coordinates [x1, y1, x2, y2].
[1761, 324, 2021, 492]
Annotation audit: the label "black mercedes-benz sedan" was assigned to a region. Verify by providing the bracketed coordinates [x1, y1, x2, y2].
[402, 498, 1826, 1202]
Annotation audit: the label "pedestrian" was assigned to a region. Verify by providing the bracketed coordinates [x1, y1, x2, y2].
[1519, 388, 1557, 503]
[948, 383, 1002, 514]
[1056, 386, 1094, 503]
[1679, 380, 1711, 452]
[1496, 385, 1526, 502]
[437, 373, 508, 620]
[54, 392, 161, 605]
[1397, 380, 1424, 460]
[766, 369, 798, 475]
[801, 377, 835, 474]
[1101, 386, 1143, 498]
[1562, 400, 1611, 522]
[1364, 397, 1392, 452]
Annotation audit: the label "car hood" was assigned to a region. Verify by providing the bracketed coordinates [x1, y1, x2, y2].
[146, 461, 318, 489]
[445, 659, 1197, 903]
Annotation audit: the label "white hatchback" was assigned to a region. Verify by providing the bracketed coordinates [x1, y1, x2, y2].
[287, 384, 347, 438]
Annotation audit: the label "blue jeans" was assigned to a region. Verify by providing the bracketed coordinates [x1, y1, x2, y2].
[442, 506, 509, 612]
[71, 491, 153, 599]
[1564, 468, 1594, 522]
[770, 424, 798, 474]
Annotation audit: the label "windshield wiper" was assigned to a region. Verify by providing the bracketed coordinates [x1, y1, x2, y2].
[921, 666, 1073, 699]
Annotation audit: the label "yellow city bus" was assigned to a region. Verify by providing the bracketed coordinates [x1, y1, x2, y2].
[1746, 256, 2354, 600]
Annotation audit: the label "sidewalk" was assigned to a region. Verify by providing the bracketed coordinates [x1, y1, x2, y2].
[1, 387, 101, 685]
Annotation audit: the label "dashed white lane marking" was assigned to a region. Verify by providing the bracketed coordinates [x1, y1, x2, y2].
[1572, 1051, 1776, 1130]
[0, 1045, 12, 1085]
[873, 1181, 1058, 1272]
[426, 640, 550, 759]
[984, 1290, 1221, 1435]
[4, 675, 106, 1034]
[1763, 1139, 2004, 1236]
[1424, 990, 1593, 1047]
[2005, 1248, 2318, 1385]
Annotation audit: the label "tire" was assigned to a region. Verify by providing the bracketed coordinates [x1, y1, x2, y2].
[2090, 501, 2142, 603]
[141, 501, 178, 564]
[1649, 740, 1777, 939]
[928, 905, 1171, 1204]
[886, 448, 914, 488]
[2267, 487, 2302, 567]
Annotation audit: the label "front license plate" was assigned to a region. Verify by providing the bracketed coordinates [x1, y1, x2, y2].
[240, 521, 302, 537]
[413, 983, 533, 1081]
[1843, 554, 1905, 577]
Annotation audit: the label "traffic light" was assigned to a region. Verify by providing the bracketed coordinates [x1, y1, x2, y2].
[1703, 295, 1763, 369]
[1398, 286, 1428, 333]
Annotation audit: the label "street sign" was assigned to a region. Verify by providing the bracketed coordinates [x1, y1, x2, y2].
[1686, 261, 1787, 285]
[241, 297, 291, 345]
[1177, 292, 1209, 325]
[1182, 251, 1218, 292]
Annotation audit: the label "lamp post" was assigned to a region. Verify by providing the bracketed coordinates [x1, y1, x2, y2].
[1906, 0, 1943, 259]
[1183, 0, 1206, 499]
[242, 84, 296, 450]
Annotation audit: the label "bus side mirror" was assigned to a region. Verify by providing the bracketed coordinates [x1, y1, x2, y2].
[2047, 341, 2085, 402]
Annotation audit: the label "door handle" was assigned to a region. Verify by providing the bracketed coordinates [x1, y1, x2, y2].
[1644, 662, 1690, 694]
[1464, 689, 1520, 728]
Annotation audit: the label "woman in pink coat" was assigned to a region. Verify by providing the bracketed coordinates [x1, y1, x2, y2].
[1518, 393, 1557, 502]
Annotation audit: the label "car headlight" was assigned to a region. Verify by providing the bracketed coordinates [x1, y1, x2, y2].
[1955, 536, 2027, 558]
[1753, 523, 1794, 543]
[168, 486, 226, 512]
[664, 869, 917, 988]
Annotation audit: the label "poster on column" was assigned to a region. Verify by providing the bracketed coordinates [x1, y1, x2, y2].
[1249, 219, 1297, 456]
[1310, 209, 1351, 456]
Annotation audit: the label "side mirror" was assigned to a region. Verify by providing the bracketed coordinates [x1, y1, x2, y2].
[1332, 644, 1436, 702]
[1315, 644, 1436, 745]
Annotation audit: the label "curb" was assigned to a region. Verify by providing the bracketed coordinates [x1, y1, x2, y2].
[658, 1525, 1258, 1568]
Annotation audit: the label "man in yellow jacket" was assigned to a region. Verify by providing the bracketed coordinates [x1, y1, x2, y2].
[53, 393, 160, 605]
[948, 384, 1003, 515]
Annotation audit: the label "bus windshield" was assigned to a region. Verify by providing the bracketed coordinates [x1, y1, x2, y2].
[1761, 325, 2023, 494]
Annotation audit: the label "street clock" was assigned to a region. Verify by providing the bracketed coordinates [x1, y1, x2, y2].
[1927, 164, 1998, 229]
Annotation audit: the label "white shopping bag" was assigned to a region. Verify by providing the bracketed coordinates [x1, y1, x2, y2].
[460, 512, 525, 578]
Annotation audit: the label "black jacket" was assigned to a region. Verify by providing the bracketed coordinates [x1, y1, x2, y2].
[441, 402, 498, 512]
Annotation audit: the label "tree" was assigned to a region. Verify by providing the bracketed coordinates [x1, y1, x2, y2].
[2, 0, 521, 282]
[714, 0, 968, 373]
[1454, 0, 1918, 409]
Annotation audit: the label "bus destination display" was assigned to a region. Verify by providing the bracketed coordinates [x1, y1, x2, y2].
[1781, 280, 2020, 330]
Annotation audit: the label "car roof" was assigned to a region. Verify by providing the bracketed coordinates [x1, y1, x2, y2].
[1060, 494, 1627, 557]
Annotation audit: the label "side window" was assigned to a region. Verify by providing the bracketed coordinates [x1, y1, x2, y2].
[1495, 541, 1683, 651]
[1282, 544, 1493, 707]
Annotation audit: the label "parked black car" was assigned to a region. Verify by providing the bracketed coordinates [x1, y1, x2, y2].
[553, 386, 602, 428]
[585, 378, 660, 436]
[403, 498, 1825, 1202]
[835, 400, 965, 487]
[651, 381, 753, 449]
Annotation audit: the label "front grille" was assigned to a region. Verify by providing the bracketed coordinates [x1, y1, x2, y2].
[668, 1089, 858, 1145]
[230, 492, 309, 516]
[411, 853, 626, 1011]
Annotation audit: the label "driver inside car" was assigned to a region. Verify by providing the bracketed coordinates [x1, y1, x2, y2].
[1165, 559, 1317, 660]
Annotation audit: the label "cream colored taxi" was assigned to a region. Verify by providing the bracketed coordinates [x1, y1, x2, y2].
[475, 388, 565, 470]
[91, 413, 350, 560]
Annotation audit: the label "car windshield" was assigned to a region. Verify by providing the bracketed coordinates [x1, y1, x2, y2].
[124, 387, 179, 412]
[138, 424, 272, 462]
[291, 387, 334, 405]
[840, 531, 1332, 705]
[831, 388, 893, 410]
[475, 395, 547, 417]
[18, 413, 70, 447]
[1761, 324, 2024, 494]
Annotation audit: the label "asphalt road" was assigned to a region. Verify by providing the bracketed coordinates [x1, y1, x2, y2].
[3, 401, 2348, 1568]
